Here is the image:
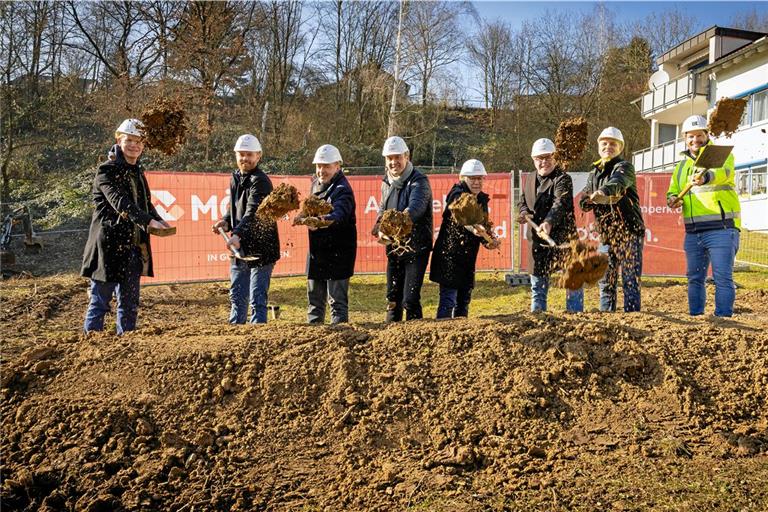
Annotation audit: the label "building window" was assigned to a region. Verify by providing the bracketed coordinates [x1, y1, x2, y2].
[658, 124, 677, 144]
[752, 166, 767, 195]
[753, 89, 768, 124]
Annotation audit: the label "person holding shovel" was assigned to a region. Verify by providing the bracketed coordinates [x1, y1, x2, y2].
[666, 115, 740, 317]
[579, 127, 645, 313]
[430, 159, 500, 318]
[373, 136, 433, 322]
[519, 139, 583, 313]
[294, 144, 357, 324]
[82, 119, 171, 334]
[211, 134, 280, 324]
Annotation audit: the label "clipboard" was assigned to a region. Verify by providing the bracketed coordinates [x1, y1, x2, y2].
[693, 144, 732, 169]
[148, 226, 177, 237]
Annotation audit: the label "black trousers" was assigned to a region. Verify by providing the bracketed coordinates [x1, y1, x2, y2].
[385, 251, 430, 321]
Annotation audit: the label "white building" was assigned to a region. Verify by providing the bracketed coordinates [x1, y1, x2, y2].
[631, 26, 768, 230]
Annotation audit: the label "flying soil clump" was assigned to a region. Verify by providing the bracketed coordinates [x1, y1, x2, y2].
[708, 97, 748, 138]
[559, 240, 609, 290]
[140, 98, 187, 155]
[257, 183, 300, 220]
[449, 193, 487, 226]
[554, 117, 589, 170]
[294, 196, 334, 228]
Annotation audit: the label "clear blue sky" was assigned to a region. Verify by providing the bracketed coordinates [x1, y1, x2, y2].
[472, 1, 768, 28]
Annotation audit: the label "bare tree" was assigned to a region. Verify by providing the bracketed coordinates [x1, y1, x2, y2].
[466, 20, 518, 124]
[403, 1, 467, 107]
[627, 9, 701, 68]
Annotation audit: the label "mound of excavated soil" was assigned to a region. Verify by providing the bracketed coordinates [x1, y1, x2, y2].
[257, 184, 300, 220]
[140, 99, 187, 155]
[554, 117, 588, 170]
[708, 98, 748, 138]
[2, 277, 767, 511]
[449, 193, 486, 227]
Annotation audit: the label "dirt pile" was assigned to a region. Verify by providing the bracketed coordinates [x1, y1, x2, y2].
[559, 240, 609, 290]
[257, 183, 300, 220]
[554, 117, 588, 170]
[140, 98, 187, 155]
[449, 193, 486, 226]
[708, 97, 748, 138]
[2, 277, 768, 511]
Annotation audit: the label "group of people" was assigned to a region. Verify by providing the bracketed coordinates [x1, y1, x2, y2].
[81, 115, 741, 334]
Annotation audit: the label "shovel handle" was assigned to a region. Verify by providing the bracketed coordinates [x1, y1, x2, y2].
[676, 169, 707, 200]
[218, 227, 244, 259]
[525, 215, 556, 247]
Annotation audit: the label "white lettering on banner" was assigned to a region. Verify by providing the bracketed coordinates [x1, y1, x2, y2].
[432, 195, 447, 213]
[645, 228, 658, 243]
[192, 195, 218, 221]
[207, 252, 231, 262]
[365, 196, 379, 214]
[493, 221, 507, 239]
[641, 205, 679, 215]
[220, 190, 230, 217]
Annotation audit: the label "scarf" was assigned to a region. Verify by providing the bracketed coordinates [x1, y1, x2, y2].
[382, 162, 414, 211]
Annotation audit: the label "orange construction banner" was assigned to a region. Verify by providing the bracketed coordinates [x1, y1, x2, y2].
[144, 172, 513, 284]
[518, 172, 686, 276]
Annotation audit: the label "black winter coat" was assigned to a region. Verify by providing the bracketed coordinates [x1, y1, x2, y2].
[223, 166, 280, 268]
[376, 167, 433, 259]
[578, 157, 645, 243]
[519, 167, 577, 276]
[307, 171, 357, 280]
[429, 182, 489, 290]
[81, 147, 162, 282]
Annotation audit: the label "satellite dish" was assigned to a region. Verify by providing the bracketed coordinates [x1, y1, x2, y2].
[648, 69, 669, 89]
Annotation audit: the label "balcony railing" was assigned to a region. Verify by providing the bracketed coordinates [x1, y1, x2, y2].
[639, 72, 708, 117]
[632, 138, 685, 173]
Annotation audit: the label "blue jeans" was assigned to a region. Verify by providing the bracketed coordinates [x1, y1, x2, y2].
[229, 260, 274, 324]
[530, 274, 583, 313]
[598, 234, 643, 312]
[684, 228, 739, 317]
[83, 247, 143, 335]
[436, 285, 472, 319]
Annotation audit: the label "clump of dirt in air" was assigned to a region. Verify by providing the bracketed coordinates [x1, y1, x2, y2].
[300, 196, 333, 217]
[449, 193, 486, 226]
[378, 209, 413, 243]
[708, 97, 748, 138]
[257, 183, 300, 220]
[140, 98, 187, 155]
[559, 240, 609, 290]
[554, 117, 588, 170]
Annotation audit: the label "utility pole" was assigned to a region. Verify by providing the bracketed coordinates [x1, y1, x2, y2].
[387, 0, 406, 136]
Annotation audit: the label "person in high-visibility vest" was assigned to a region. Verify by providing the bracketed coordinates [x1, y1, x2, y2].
[666, 115, 741, 317]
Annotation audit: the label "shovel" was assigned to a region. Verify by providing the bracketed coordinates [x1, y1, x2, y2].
[525, 215, 556, 247]
[218, 227, 258, 262]
[464, 224, 496, 245]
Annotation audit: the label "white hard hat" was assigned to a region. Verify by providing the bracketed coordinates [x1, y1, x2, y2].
[682, 115, 708, 134]
[597, 127, 624, 145]
[382, 136, 409, 156]
[531, 138, 556, 157]
[115, 118, 145, 138]
[234, 134, 262, 152]
[312, 144, 343, 164]
[459, 159, 487, 176]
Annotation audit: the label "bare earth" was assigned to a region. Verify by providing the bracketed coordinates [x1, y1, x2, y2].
[1, 268, 767, 511]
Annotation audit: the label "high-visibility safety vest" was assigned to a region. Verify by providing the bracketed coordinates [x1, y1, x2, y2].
[666, 141, 741, 233]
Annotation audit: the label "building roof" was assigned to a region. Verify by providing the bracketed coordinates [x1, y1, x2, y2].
[657, 26, 766, 66]
[697, 36, 768, 74]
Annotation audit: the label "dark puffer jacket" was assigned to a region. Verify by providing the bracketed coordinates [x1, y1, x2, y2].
[429, 181, 490, 290]
[519, 167, 577, 276]
[223, 166, 280, 268]
[376, 167, 433, 259]
[81, 146, 162, 282]
[307, 171, 357, 280]
[579, 156, 645, 243]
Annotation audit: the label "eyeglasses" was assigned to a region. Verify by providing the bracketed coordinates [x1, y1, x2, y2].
[533, 155, 554, 162]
